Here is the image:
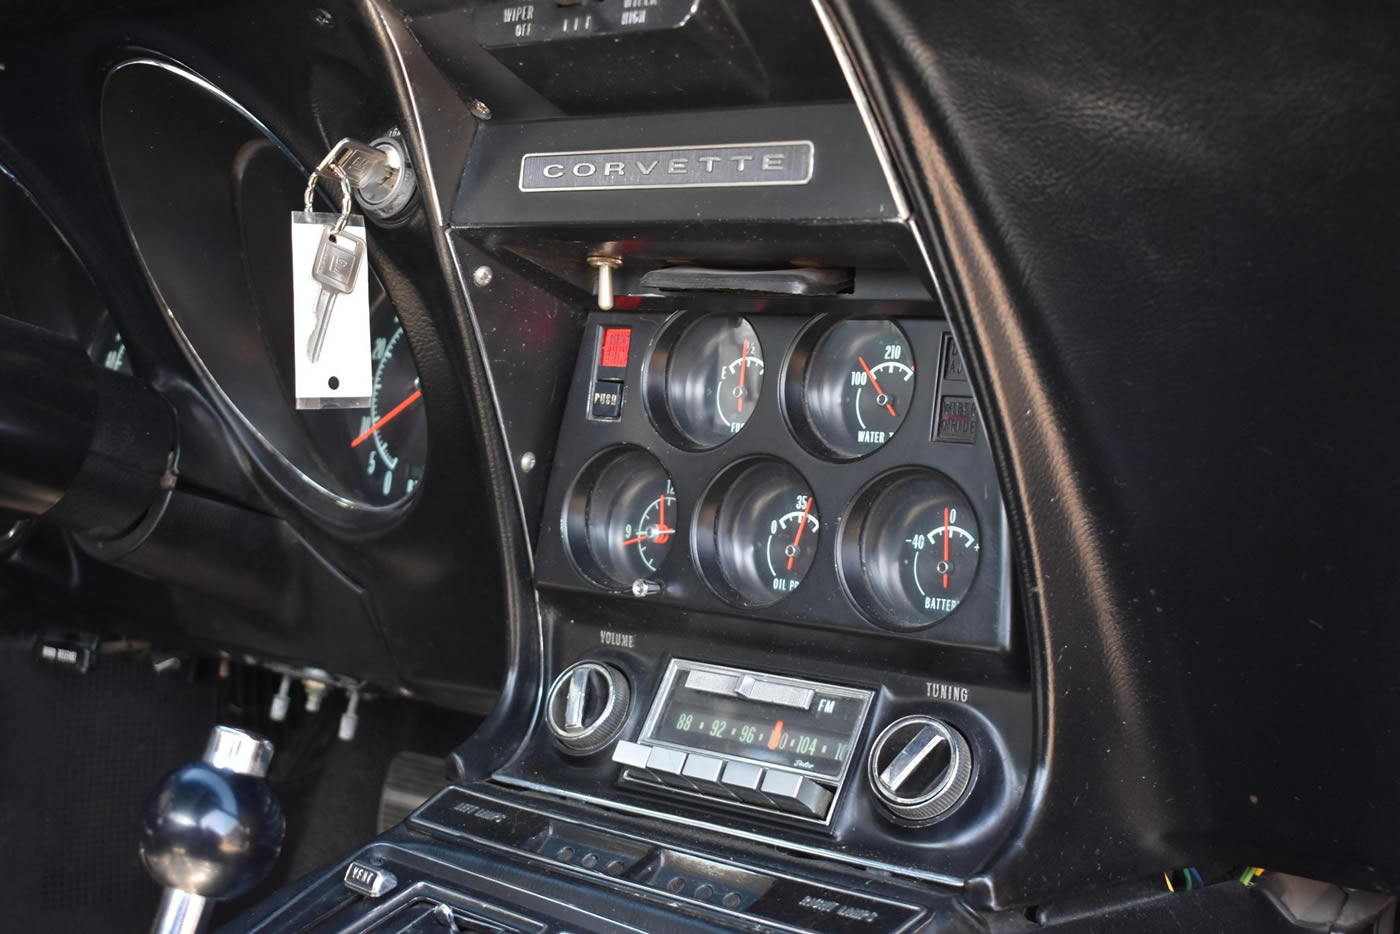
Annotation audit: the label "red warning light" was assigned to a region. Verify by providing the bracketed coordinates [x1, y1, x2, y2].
[599, 327, 632, 369]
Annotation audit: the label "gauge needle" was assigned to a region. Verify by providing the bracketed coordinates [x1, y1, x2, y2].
[621, 525, 675, 547]
[622, 495, 674, 546]
[942, 506, 951, 589]
[737, 339, 750, 413]
[858, 356, 897, 417]
[350, 389, 423, 448]
[787, 495, 815, 571]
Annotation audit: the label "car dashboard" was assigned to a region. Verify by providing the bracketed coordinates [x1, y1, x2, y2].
[1, 1, 1397, 933]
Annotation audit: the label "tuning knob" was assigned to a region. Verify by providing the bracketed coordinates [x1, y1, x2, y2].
[867, 716, 972, 822]
[545, 661, 630, 754]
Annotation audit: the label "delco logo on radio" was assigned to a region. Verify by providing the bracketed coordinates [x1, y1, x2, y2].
[519, 141, 815, 192]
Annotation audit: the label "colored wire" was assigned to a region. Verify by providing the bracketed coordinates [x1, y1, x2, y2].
[1164, 872, 1175, 893]
[1189, 867, 1205, 889]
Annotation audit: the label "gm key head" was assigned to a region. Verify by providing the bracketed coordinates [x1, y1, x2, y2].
[312, 227, 364, 295]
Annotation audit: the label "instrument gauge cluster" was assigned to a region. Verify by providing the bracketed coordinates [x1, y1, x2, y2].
[545, 309, 1009, 650]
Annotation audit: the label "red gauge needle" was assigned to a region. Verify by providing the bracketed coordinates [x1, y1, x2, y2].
[737, 339, 750, 414]
[622, 494, 674, 546]
[787, 495, 815, 571]
[942, 506, 951, 589]
[768, 720, 785, 751]
[621, 524, 675, 547]
[858, 356, 898, 417]
[350, 389, 423, 448]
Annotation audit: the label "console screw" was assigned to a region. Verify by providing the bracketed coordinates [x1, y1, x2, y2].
[519, 451, 536, 473]
[470, 99, 492, 120]
[472, 265, 493, 287]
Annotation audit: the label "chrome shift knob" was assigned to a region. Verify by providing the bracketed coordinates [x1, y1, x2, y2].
[140, 726, 285, 934]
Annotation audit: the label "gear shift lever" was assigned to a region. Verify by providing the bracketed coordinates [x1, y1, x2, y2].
[140, 726, 285, 934]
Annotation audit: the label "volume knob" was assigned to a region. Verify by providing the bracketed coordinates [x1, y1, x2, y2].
[867, 716, 972, 822]
[545, 661, 630, 755]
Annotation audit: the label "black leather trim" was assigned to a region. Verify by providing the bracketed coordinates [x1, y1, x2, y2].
[827, 0, 1400, 907]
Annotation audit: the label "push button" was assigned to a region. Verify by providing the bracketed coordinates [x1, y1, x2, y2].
[645, 746, 694, 789]
[611, 740, 652, 770]
[590, 379, 624, 419]
[718, 760, 768, 804]
[680, 754, 734, 798]
[759, 771, 833, 818]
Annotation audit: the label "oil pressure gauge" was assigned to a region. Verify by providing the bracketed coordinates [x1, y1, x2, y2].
[841, 469, 981, 630]
[696, 459, 819, 607]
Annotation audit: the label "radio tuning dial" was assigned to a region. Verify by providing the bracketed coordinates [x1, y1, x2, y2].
[546, 661, 631, 755]
[867, 716, 972, 822]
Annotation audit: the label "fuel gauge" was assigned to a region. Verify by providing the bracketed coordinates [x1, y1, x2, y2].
[648, 315, 763, 449]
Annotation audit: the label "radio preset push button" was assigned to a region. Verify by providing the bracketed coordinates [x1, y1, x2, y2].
[759, 771, 833, 818]
[680, 754, 734, 797]
[719, 760, 768, 804]
[645, 746, 695, 790]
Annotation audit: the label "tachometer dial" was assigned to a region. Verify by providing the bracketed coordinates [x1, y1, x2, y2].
[299, 298, 428, 507]
[352, 324, 426, 501]
[697, 459, 819, 607]
[842, 469, 980, 629]
[566, 447, 677, 589]
[792, 320, 915, 459]
[652, 315, 764, 448]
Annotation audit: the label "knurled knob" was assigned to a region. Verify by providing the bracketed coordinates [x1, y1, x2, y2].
[867, 716, 972, 822]
[545, 661, 630, 755]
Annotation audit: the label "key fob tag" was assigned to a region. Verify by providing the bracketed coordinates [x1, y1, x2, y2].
[291, 212, 372, 410]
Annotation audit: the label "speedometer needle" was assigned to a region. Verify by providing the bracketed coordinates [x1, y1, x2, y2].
[788, 495, 814, 571]
[350, 389, 422, 448]
[737, 338, 750, 414]
[858, 356, 897, 417]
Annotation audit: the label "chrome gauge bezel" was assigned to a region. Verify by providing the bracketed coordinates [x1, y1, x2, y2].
[562, 445, 679, 591]
[837, 467, 983, 631]
[101, 57, 426, 531]
[642, 310, 765, 451]
[691, 457, 822, 609]
[781, 316, 916, 462]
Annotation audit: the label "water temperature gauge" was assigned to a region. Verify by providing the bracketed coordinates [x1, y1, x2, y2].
[841, 469, 981, 629]
[565, 447, 678, 590]
[788, 319, 915, 460]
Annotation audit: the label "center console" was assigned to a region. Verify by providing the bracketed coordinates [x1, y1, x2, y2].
[230, 300, 1031, 933]
[494, 305, 1030, 887]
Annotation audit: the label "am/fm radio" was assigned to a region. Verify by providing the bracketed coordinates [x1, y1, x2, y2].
[612, 660, 873, 824]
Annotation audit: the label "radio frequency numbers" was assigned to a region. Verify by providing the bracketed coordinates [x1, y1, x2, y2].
[671, 711, 850, 763]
